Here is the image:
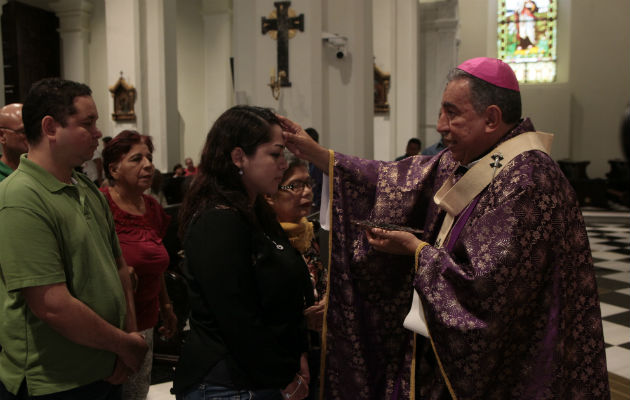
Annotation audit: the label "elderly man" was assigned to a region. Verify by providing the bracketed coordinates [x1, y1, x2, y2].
[0, 79, 147, 399]
[0, 104, 28, 181]
[281, 57, 609, 399]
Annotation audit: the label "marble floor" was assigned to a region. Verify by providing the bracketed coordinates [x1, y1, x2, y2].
[584, 213, 630, 381]
[148, 210, 630, 399]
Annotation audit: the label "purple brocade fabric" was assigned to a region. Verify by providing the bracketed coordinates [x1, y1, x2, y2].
[322, 119, 610, 400]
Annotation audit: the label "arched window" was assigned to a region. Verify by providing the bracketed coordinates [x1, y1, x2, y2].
[497, 0, 557, 83]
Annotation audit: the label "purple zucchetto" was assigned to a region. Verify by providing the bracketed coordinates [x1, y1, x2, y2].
[457, 57, 520, 92]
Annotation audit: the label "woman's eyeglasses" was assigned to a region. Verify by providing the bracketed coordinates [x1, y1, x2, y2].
[279, 178, 314, 193]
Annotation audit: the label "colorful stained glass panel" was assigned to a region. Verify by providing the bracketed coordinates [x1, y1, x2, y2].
[497, 0, 557, 83]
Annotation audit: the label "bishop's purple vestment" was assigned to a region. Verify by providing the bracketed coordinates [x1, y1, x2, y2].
[321, 119, 609, 399]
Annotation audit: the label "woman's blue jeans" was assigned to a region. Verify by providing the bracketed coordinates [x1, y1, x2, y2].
[178, 384, 283, 400]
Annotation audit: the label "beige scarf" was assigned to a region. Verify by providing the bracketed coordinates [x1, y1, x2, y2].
[281, 217, 314, 253]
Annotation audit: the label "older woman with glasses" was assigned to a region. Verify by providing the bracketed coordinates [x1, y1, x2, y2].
[266, 152, 325, 306]
[266, 151, 326, 400]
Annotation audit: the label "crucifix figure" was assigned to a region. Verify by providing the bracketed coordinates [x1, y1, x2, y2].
[490, 153, 504, 179]
[261, 1, 304, 87]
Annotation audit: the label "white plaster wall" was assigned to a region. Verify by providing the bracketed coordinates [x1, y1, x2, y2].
[322, 0, 373, 158]
[176, 0, 206, 166]
[143, 0, 179, 173]
[392, 0, 419, 159]
[419, 0, 458, 150]
[568, 0, 629, 178]
[372, 0, 394, 161]
[104, 0, 143, 136]
[520, 84, 570, 160]
[457, 0, 630, 178]
[87, 0, 111, 138]
[232, 0, 321, 132]
[203, 1, 233, 137]
[372, 0, 419, 162]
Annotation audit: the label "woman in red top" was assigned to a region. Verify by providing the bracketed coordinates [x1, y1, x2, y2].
[101, 130, 177, 400]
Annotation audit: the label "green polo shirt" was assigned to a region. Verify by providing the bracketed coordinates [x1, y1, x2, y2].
[0, 155, 125, 396]
[0, 159, 13, 182]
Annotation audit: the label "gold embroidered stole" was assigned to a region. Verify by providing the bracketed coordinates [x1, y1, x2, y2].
[433, 131, 553, 250]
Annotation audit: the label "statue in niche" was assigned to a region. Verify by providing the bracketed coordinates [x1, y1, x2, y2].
[109, 73, 137, 122]
[374, 64, 390, 114]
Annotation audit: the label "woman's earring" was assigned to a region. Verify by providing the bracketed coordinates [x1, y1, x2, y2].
[238, 169, 243, 175]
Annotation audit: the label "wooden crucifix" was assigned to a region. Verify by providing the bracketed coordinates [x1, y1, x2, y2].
[261, 1, 304, 87]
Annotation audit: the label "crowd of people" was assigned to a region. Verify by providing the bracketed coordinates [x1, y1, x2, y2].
[0, 56, 617, 400]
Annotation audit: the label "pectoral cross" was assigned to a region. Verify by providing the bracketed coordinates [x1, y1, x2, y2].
[261, 1, 304, 87]
[490, 153, 504, 179]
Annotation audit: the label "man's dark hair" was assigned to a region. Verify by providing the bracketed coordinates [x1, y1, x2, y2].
[22, 78, 92, 145]
[305, 127, 319, 143]
[447, 69, 522, 124]
[408, 138, 421, 147]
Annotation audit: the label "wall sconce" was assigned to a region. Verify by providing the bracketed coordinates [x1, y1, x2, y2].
[269, 68, 286, 100]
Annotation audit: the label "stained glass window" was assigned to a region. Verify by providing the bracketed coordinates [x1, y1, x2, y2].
[497, 0, 557, 83]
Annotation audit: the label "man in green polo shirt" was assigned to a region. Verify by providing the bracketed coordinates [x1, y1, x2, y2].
[0, 79, 148, 399]
[0, 103, 27, 181]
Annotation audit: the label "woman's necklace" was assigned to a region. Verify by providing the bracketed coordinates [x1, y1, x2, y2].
[265, 233, 284, 250]
[110, 186, 146, 215]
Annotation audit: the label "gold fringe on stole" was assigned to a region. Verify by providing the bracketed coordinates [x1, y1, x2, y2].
[413, 241, 458, 399]
[410, 242, 428, 399]
[411, 334, 417, 400]
[318, 149, 335, 400]
[427, 335, 457, 400]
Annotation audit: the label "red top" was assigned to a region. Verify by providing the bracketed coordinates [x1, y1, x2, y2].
[185, 167, 197, 176]
[101, 188, 171, 330]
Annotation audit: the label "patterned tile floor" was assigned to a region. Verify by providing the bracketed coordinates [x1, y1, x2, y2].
[584, 212, 630, 381]
[148, 211, 630, 398]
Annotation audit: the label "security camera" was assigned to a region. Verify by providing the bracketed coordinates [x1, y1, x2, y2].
[322, 32, 348, 59]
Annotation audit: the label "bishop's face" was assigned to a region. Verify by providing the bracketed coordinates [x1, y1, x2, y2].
[436, 79, 490, 165]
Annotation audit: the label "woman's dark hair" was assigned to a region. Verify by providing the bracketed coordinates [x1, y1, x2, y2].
[102, 130, 154, 181]
[179, 105, 282, 239]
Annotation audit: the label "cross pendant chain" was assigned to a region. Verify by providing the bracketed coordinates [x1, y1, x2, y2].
[490, 152, 504, 180]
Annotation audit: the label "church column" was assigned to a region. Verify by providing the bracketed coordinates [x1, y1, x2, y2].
[50, 0, 92, 83]
[372, 0, 418, 161]
[372, 0, 395, 160]
[323, 0, 374, 158]
[143, 0, 179, 172]
[419, 0, 459, 150]
[202, 0, 232, 129]
[392, 0, 419, 159]
[104, 0, 143, 136]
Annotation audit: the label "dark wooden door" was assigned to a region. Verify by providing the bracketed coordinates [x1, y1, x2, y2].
[2, 0, 60, 103]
